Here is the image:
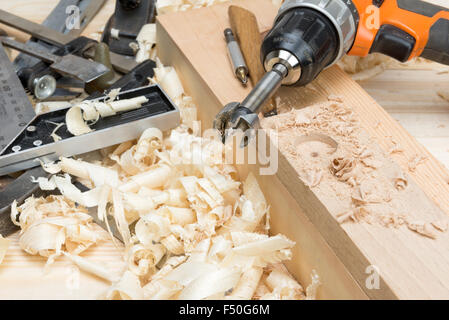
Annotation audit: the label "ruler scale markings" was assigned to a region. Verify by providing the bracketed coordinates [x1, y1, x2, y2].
[0, 43, 35, 154]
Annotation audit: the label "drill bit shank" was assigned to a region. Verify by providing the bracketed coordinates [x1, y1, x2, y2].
[214, 63, 288, 147]
[241, 63, 287, 115]
[224, 28, 248, 85]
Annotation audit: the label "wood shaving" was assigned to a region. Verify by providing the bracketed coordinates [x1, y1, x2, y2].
[12, 62, 314, 300]
[330, 156, 357, 182]
[301, 168, 323, 188]
[407, 221, 437, 239]
[261, 97, 446, 238]
[305, 270, 321, 300]
[135, 24, 157, 63]
[66, 96, 149, 136]
[437, 90, 449, 102]
[388, 139, 404, 154]
[431, 220, 448, 232]
[11, 195, 109, 269]
[393, 171, 408, 191]
[64, 252, 120, 282]
[50, 122, 65, 142]
[337, 53, 394, 81]
[0, 234, 10, 265]
[408, 154, 428, 172]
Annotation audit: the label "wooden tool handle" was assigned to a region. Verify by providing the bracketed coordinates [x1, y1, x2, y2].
[228, 5, 276, 115]
[228, 5, 265, 85]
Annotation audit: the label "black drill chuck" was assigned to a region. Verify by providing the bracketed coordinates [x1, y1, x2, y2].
[261, 7, 340, 87]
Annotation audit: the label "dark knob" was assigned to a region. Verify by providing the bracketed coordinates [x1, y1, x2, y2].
[261, 8, 339, 87]
[119, 0, 141, 10]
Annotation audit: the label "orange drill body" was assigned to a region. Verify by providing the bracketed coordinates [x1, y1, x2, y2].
[349, 0, 449, 61]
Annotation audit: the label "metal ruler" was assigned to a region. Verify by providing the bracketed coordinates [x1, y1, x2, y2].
[0, 43, 35, 153]
[0, 85, 180, 176]
[0, 0, 105, 153]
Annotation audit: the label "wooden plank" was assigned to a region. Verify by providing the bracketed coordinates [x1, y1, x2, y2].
[157, 0, 449, 299]
[1, 0, 448, 300]
[157, 0, 368, 300]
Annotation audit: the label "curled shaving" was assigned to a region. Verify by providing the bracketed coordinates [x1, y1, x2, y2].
[66, 96, 149, 136]
[135, 24, 157, 63]
[11, 196, 108, 269]
[16, 62, 315, 300]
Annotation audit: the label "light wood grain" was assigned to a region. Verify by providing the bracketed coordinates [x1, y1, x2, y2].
[359, 61, 449, 170]
[1, 0, 448, 300]
[157, 1, 369, 300]
[157, 0, 449, 299]
[228, 5, 265, 85]
[228, 5, 276, 115]
[0, 0, 124, 300]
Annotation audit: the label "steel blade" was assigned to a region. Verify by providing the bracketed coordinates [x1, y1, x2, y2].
[0, 9, 138, 74]
[1, 38, 109, 83]
[13, 0, 106, 72]
[51, 54, 110, 82]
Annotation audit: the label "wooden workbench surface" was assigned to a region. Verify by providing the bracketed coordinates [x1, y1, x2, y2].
[0, 0, 123, 300]
[361, 62, 449, 170]
[0, 0, 448, 300]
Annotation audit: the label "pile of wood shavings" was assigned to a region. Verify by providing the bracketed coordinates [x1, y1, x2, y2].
[261, 96, 448, 239]
[337, 53, 395, 81]
[10, 61, 318, 300]
[338, 54, 432, 81]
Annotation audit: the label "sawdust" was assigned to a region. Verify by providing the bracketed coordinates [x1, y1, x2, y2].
[408, 154, 428, 172]
[438, 90, 449, 102]
[261, 97, 448, 238]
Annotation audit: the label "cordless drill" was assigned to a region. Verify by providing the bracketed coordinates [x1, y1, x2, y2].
[214, 0, 449, 145]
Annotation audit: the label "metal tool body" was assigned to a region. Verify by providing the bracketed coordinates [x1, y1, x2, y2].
[0, 85, 180, 176]
[0, 9, 138, 74]
[224, 28, 248, 85]
[102, 0, 157, 56]
[87, 59, 156, 100]
[15, 37, 100, 100]
[1, 67, 159, 238]
[0, 166, 50, 236]
[1, 37, 109, 83]
[0, 43, 36, 153]
[215, 0, 449, 146]
[13, 0, 106, 74]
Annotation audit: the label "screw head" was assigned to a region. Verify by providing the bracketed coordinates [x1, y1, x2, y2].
[33, 140, 43, 147]
[33, 75, 56, 100]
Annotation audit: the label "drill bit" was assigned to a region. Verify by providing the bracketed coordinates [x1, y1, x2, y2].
[224, 28, 249, 85]
[236, 66, 248, 85]
[214, 63, 289, 147]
